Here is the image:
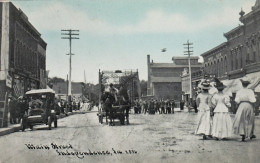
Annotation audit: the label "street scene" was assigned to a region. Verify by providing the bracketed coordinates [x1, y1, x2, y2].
[1, 0, 260, 163]
[1, 108, 260, 163]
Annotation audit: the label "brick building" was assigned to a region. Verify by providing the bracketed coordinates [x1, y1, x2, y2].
[202, 0, 260, 81]
[200, 0, 260, 113]
[147, 55, 202, 100]
[0, 2, 47, 100]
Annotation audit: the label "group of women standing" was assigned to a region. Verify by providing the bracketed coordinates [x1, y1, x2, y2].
[195, 76, 256, 141]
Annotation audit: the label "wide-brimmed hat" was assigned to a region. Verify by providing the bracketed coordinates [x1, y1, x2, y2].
[240, 76, 250, 85]
[213, 77, 226, 90]
[215, 81, 226, 90]
[200, 81, 211, 89]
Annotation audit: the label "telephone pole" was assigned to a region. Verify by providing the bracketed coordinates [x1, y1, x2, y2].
[183, 40, 193, 103]
[61, 29, 79, 104]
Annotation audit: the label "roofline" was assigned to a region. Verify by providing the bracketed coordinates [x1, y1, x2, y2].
[224, 25, 243, 38]
[10, 2, 41, 36]
[172, 56, 199, 60]
[150, 64, 202, 68]
[200, 42, 227, 57]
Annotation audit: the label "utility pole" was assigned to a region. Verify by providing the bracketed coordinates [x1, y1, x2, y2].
[61, 29, 79, 105]
[183, 40, 193, 104]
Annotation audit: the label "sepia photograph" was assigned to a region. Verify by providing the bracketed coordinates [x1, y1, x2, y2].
[0, 0, 260, 162]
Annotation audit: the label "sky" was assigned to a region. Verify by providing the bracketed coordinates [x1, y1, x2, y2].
[9, 0, 257, 84]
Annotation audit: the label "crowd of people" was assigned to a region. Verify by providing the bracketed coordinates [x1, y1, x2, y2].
[132, 99, 177, 114]
[195, 76, 257, 142]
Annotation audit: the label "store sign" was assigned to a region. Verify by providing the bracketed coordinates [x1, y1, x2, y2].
[6, 74, 12, 88]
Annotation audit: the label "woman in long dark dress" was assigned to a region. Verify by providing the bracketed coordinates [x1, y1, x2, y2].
[233, 76, 256, 141]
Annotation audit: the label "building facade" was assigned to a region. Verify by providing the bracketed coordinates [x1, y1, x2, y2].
[0, 2, 47, 100]
[181, 69, 205, 101]
[201, 0, 260, 81]
[147, 55, 202, 100]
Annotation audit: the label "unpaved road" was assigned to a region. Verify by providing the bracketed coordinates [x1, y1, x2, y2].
[0, 108, 259, 163]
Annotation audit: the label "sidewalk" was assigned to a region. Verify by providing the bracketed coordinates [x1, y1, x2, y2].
[0, 110, 87, 137]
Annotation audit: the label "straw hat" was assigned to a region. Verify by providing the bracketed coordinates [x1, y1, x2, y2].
[200, 81, 211, 89]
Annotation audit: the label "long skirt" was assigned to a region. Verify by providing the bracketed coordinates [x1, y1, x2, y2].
[195, 111, 212, 136]
[233, 102, 255, 138]
[212, 112, 232, 139]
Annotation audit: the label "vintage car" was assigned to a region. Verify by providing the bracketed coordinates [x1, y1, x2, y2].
[21, 89, 58, 131]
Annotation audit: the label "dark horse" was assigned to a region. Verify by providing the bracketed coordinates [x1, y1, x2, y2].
[101, 89, 130, 126]
[101, 91, 116, 125]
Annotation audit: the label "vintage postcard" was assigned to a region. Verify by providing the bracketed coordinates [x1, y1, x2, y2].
[0, 0, 260, 163]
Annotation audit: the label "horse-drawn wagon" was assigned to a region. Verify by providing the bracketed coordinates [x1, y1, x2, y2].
[97, 69, 141, 126]
[97, 88, 130, 126]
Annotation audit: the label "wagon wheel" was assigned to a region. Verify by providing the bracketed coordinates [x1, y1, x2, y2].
[48, 116, 52, 130]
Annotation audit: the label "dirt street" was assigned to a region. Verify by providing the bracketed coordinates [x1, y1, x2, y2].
[0, 108, 259, 163]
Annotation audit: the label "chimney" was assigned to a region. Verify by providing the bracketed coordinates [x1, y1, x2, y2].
[147, 54, 150, 65]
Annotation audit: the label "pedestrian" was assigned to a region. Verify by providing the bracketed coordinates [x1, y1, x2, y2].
[160, 99, 165, 114]
[171, 99, 175, 114]
[144, 100, 148, 114]
[77, 101, 81, 110]
[60, 100, 65, 113]
[134, 100, 138, 114]
[180, 100, 185, 111]
[233, 76, 256, 141]
[9, 95, 18, 124]
[193, 99, 198, 113]
[195, 80, 212, 139]
[211, 80, 232, 140]
[17, 96, 27, 123]
[166, 99, 171, 114]
[149, 99, 155, 114]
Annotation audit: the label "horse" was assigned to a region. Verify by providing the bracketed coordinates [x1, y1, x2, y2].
[101, 91, 117, 126]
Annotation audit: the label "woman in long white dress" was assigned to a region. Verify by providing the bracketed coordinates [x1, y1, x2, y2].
[195, 81, 212, 139]
[211, 81, 232, 140]
[233, 76, 256, 141]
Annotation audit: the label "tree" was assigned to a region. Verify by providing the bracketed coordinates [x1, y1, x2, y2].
[47, 77, 65, 88]
[48, 77, 65, 84]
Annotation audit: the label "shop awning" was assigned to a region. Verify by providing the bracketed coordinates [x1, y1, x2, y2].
[246, 71, 260, 92]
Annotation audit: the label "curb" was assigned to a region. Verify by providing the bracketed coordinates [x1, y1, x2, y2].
[0, 111, 87, 137]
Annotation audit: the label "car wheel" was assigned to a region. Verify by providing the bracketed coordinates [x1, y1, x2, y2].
[29, 125, 33, 130]
[48, 116, 52, 130]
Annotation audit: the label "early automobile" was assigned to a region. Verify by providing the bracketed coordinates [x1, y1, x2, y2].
[21, 89, 58, 131]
